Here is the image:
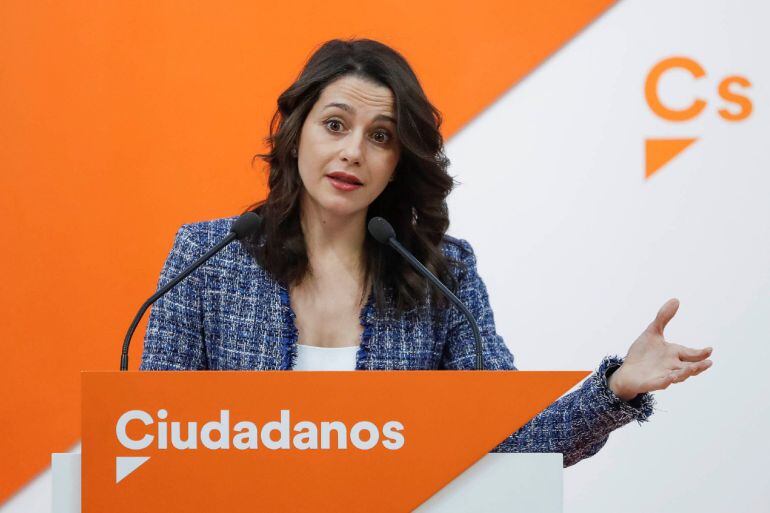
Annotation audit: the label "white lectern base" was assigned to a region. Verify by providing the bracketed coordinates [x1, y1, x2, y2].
[52, 452, 562, 512]
[51, 453, 80, 513]
[417, 452, 563, 512]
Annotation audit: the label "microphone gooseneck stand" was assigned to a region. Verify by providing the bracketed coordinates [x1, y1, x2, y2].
[367, 216, 484, 370]
[120, 212, 262, 371]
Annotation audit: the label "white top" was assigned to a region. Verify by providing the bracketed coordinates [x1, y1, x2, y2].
[292, 344, 359, 371]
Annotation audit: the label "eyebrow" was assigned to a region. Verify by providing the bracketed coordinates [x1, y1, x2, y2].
[322, 102, 396, 125]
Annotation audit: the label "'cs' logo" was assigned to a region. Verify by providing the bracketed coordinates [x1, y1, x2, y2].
[644, 56, 752, 178]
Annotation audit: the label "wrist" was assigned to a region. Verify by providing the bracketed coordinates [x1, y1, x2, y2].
[607, 364, 637, 402]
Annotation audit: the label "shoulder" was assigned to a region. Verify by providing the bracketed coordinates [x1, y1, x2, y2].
[167, 215, 263, 273]
[440, 234, 477, 264]
[174, 216, 239, 245]
[439, 234, 480, 285]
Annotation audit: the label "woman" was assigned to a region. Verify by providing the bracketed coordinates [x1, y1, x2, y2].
[140, 38, 713, 467]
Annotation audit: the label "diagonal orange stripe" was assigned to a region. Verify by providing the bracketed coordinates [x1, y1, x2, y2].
[0, 0, 617, 503]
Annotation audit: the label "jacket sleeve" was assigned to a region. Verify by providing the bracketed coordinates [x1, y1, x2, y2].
[439, 238, 656, 467]
[139, 224, 208, 370]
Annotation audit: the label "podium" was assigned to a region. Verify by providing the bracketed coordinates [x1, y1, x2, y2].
[53, 452, 563, 512]
[63, 370, 587, 512]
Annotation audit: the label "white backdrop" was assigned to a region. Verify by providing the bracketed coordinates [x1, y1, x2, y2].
[446, 0, 770, 511]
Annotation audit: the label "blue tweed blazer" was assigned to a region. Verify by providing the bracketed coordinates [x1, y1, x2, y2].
[140, 216, 656, 467]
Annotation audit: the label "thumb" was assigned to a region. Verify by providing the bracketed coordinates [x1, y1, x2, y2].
[648, 298, 680, 335]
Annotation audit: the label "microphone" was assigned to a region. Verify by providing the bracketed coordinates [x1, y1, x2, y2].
[120, 211, 263, 371]
[368, 217, 484, 370]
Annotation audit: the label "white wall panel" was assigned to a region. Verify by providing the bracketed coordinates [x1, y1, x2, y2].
[446, 1, 770, 511]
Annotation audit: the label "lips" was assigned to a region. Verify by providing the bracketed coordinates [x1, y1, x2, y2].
[326, 171, 363, 192]
[326, 171, 363, 185]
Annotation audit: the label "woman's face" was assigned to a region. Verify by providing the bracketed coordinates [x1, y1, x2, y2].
[296, 75, 400, 219]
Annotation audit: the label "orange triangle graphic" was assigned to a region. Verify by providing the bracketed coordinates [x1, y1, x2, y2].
[645, 138, 698, 178]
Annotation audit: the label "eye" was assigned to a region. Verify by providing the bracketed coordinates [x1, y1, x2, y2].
[372, 130, 392, 144]
[324, 118, 344, 132]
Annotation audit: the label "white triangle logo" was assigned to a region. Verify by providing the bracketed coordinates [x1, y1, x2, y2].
[115, 456, 151, 483]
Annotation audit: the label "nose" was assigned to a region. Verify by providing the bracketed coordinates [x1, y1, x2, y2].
[339, 130, 364, 165]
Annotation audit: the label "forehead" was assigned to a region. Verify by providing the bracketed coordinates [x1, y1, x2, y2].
[315, 75, 395, 117]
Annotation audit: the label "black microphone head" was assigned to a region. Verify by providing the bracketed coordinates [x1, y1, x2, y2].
[368, 216, 396, 244]
[230, 211, 263, 239]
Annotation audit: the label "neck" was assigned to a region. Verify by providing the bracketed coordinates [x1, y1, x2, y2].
[299, 194, 367, 283]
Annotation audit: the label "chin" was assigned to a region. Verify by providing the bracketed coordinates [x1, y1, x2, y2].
[317, 196, 368, 218]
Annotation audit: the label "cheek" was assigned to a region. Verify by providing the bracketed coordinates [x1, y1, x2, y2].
[298, 124, 331, 167]
[375, 150, 399, 180]
[366, 164, 397, 199]
[297, 144, 326, 182]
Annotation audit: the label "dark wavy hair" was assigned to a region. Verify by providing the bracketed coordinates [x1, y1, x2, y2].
[244, 38, 462, 313]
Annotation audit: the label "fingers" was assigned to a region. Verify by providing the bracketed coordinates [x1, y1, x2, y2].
[648, 298, 680, 335]
[650, 373, 676, 390]
[670, 360, 713, 383]
[676, 345, 713, 363]
[690, 360, 713, 377]
[650, 359, 713, 390]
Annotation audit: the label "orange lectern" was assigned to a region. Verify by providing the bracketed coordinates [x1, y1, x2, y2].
[73, 370, 588, 512]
